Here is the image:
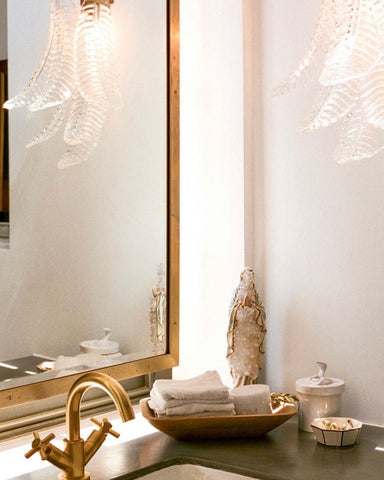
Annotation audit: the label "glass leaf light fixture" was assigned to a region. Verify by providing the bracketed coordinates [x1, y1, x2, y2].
[273, 0, 384, 164]
[4, 0, 121, 168]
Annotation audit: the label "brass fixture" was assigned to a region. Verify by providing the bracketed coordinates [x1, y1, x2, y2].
[80, 0, 114, 6]
[25, 372, 135, 480]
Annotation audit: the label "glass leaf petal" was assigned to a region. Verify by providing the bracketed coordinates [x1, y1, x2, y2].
[64, 96, 108, 146]
[4, 0, 77, 111]
[320, 0, 382, 86]
[333, 105, 384, 163]
[272, 0, 335, 96]
[59, 100, 108, 168]
[74, 3, 122, 109]
[28, 2, 77, 111]
[26, 100, 69, 148]
[300, 81, 358, 132]
[361, 54, 384, 129]
[372, 0, 384, 45]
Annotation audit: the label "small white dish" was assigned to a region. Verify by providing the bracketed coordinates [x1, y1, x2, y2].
[311, 417, 362, 447]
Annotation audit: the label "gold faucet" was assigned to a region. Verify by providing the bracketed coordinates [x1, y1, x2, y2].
[25, 372, 135, 480]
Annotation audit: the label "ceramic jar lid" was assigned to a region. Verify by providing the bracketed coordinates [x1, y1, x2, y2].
[80, 328, 120, 355]
[295, 361, 345, 396]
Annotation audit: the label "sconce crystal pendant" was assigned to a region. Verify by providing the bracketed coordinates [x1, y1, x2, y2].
[273, 0, 384, 164]
[3, 0, 121, 168]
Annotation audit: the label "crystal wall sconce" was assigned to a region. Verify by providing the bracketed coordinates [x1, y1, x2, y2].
[274, 0, 384, 164]
[4, 0, 121, 168]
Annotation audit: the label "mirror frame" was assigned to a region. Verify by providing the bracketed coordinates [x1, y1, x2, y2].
[0, 0, 179, 410]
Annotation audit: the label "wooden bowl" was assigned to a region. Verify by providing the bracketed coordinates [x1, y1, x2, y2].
[140, 398, 297, 440]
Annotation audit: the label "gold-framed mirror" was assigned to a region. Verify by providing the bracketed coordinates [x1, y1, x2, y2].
[0, 0, 179, 411]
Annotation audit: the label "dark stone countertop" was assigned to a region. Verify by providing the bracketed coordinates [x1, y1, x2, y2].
[10, 419, 384, 480]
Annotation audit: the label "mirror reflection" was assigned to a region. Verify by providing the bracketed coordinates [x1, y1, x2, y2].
[0, 0, 168, 390]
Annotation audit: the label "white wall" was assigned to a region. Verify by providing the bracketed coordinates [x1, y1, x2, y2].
[176, 0, 245, 383]
[254, 0, 384, 426]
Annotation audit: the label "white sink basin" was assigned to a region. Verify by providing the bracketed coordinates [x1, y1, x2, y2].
[135, 464, 259, 479]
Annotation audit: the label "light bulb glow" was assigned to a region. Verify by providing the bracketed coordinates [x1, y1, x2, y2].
[75, 2, 122, 108]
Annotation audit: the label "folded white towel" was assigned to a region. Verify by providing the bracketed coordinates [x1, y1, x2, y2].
[150, 399, 235, 417]
[154, 407, 235, 418]
[231, 384, 272, 415]
[152, 370, 230, 402]
[149, 370, 235, 417]
[150, 384, 231, 411]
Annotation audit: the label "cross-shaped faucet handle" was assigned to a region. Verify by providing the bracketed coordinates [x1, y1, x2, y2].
[90, 417, 120, 438]
[25, 432, 56, 460]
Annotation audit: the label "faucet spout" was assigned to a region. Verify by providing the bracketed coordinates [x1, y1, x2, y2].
[66, 371, 135, 442]
[26, 372, 135, 480]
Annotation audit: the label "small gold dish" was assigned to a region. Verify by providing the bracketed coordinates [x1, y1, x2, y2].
[311, 417, 362, 447]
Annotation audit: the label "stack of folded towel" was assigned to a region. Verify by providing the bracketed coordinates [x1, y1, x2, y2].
[149, 370, 235, 417]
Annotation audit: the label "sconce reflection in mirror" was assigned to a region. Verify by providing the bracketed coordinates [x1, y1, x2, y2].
[3, 0, 121, 168]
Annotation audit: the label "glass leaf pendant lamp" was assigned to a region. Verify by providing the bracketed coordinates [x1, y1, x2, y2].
[274, 0, 384, 164]
[4, 0, 121, 168]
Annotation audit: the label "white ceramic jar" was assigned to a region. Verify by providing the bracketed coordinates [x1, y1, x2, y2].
[295, 362, 345, 432]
